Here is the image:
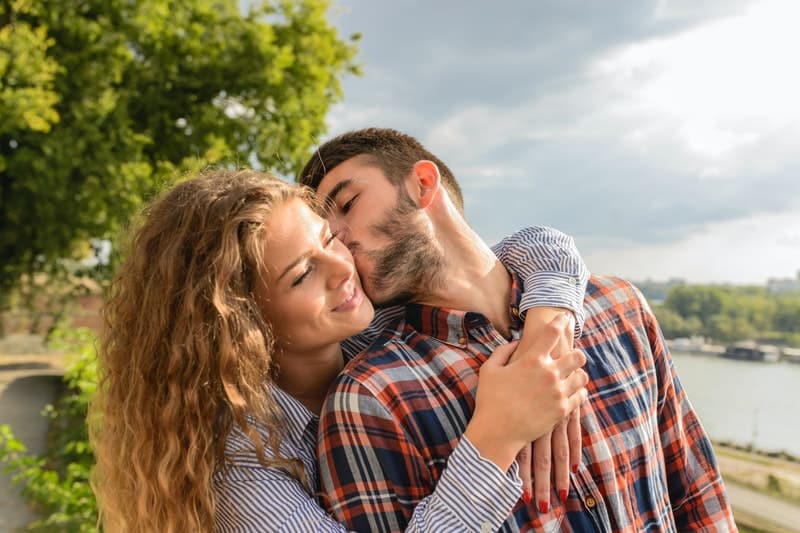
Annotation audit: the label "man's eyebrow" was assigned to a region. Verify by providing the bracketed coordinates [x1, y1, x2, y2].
[276, 221, 331, 282]
[324, 178, 354, 210]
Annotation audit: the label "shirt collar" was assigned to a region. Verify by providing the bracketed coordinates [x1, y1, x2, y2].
[269, 383, 319, 447]
[404, 272, 524, 346]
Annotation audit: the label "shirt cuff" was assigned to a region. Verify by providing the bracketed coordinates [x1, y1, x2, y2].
[519, 270, 587, 338]
[434, 436, 522, 531]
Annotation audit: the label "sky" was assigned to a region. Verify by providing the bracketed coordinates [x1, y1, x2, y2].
[319, 0, 800, 284]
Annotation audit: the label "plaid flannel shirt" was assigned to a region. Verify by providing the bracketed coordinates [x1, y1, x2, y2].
[317, 275, 735, 532]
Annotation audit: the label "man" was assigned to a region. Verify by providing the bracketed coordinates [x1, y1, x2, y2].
[300, 128, 735, 532]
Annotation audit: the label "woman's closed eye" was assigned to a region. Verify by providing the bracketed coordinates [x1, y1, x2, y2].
[291, 265, 313, 287]
[291, 231, 340, 287]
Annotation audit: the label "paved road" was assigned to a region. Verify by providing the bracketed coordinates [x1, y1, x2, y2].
[727, 480, 800, 532]
[0, 355, 64, 532]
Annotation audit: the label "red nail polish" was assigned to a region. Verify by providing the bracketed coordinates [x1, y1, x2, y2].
[522, 490, 531, 504]
[559, 489, 568, 502]
[538, 500, 549, 514]
[571, 464, 579, 474]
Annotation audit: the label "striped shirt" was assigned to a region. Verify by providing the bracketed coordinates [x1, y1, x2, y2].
[213, 226, 590, 532]
[317, 275, 735, 532]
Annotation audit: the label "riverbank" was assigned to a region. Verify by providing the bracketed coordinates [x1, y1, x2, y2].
[716, 441, 800, 505]
[715, 441, 800, 532]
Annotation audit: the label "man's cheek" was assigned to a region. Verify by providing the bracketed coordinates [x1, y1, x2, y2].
[353, 255, 375, 280]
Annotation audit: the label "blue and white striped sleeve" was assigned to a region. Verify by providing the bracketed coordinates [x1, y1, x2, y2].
[491, 225, 589, 338]
[411, 436, 522, 532]
[214, 465, 349, 533]
[214, 440, 521, 532]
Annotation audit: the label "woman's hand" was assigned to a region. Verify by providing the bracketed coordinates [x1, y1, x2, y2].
[517, 308, 583, 513]
[465, 313, 588, 476]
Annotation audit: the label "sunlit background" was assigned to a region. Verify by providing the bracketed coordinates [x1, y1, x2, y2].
[324, 0, 800, 284]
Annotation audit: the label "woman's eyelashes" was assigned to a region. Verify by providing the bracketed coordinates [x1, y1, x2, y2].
[291, 266, 312, 287]
[291, 231, 340, 287]
[326, 230, 340, 246]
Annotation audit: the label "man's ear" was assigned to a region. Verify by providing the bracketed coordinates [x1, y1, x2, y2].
[410, 160, 441, 209]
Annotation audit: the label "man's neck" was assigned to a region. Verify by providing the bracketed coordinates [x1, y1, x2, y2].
[418, 222, 513, 338]
[275, 343, 344, 415]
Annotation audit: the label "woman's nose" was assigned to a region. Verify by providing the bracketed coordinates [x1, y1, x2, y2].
[325, 248, 354, 290]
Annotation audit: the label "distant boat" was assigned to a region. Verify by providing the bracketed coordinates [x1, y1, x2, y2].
[722, 341, 780, 363]
[667, 336, 725, 356]
[782, 347, 800, 364]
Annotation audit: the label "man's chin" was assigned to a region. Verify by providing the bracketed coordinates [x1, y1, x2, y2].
[368, 282, 415, 309]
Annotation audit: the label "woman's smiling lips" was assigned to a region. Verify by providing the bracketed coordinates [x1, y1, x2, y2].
[333, 283, 364, 312]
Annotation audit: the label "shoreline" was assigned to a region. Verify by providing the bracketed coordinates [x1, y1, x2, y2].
[714, 439, 800, 465]
[714, 440, 800, 531]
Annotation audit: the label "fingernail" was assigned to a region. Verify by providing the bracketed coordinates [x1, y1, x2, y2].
[538, 500, 549, 514]
[522, 490, 531, 503]
[559, 489, 568, 503]
[571, 464, 579, 474]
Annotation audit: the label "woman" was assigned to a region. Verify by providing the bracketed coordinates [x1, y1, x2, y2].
[90, 169, 589, 532]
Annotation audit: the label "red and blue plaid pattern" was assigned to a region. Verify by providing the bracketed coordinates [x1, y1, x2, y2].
[317, 275, 735, 532]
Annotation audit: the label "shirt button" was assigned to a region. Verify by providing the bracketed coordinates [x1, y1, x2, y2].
[568, 277, 578, 286]
[458, 336, 467, 345]
[585, 496, 596, 508]
[480, 523, 492, 533]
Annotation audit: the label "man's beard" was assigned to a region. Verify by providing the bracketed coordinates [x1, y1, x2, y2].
[363, 188, 446, 308]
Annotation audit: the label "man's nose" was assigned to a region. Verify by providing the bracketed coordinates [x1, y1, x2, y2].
[332, 220, 351, 246]
[325, 250, 354, 290]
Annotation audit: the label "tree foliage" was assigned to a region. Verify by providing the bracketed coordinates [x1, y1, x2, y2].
[0, 0, 359, 307]
[654, 284, 800, 346]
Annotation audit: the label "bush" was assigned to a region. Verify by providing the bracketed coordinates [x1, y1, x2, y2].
[0, 328, 98, 532]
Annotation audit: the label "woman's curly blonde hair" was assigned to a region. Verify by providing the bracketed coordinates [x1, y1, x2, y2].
[90, 169, 310, 532]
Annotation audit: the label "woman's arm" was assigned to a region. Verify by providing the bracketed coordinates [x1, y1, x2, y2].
[213, 440, 522, 532]
[491, 225, 588, 337]
[491, 225, 589, 511]
[341, 225, 589, 360]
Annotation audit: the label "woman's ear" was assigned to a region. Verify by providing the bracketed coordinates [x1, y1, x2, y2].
[410, 160, 441, 209]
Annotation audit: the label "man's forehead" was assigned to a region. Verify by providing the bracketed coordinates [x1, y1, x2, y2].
[317, 154, 382, 195]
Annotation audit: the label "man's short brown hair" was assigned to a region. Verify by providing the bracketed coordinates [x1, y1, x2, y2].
[298, 128, 464, 211]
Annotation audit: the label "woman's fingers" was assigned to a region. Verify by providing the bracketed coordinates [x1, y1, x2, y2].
[551, 420, 570, 504]
[533, 432, 552, 514]
[516, 443, 533, 504]
[568, 405, 582, 475]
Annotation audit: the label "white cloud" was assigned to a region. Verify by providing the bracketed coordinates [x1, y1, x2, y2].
[594, 0, 800, 159]
[582, 211, 800, 283]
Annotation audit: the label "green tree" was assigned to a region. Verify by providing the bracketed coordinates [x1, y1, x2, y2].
[664, 286, 727, 328]
[0, 0, 359, 319]
[653, 304, 699, 339]
[775, 298, 800, 333]
[707, 313, 754, 342]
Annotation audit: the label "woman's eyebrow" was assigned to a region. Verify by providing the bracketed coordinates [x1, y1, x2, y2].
[276, 221, 331, 281]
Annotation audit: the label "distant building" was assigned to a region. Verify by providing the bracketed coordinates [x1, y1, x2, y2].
[767, 271, 800, 293]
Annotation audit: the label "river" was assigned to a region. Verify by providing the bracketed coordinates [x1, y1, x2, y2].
[671, 351, 800, 457]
